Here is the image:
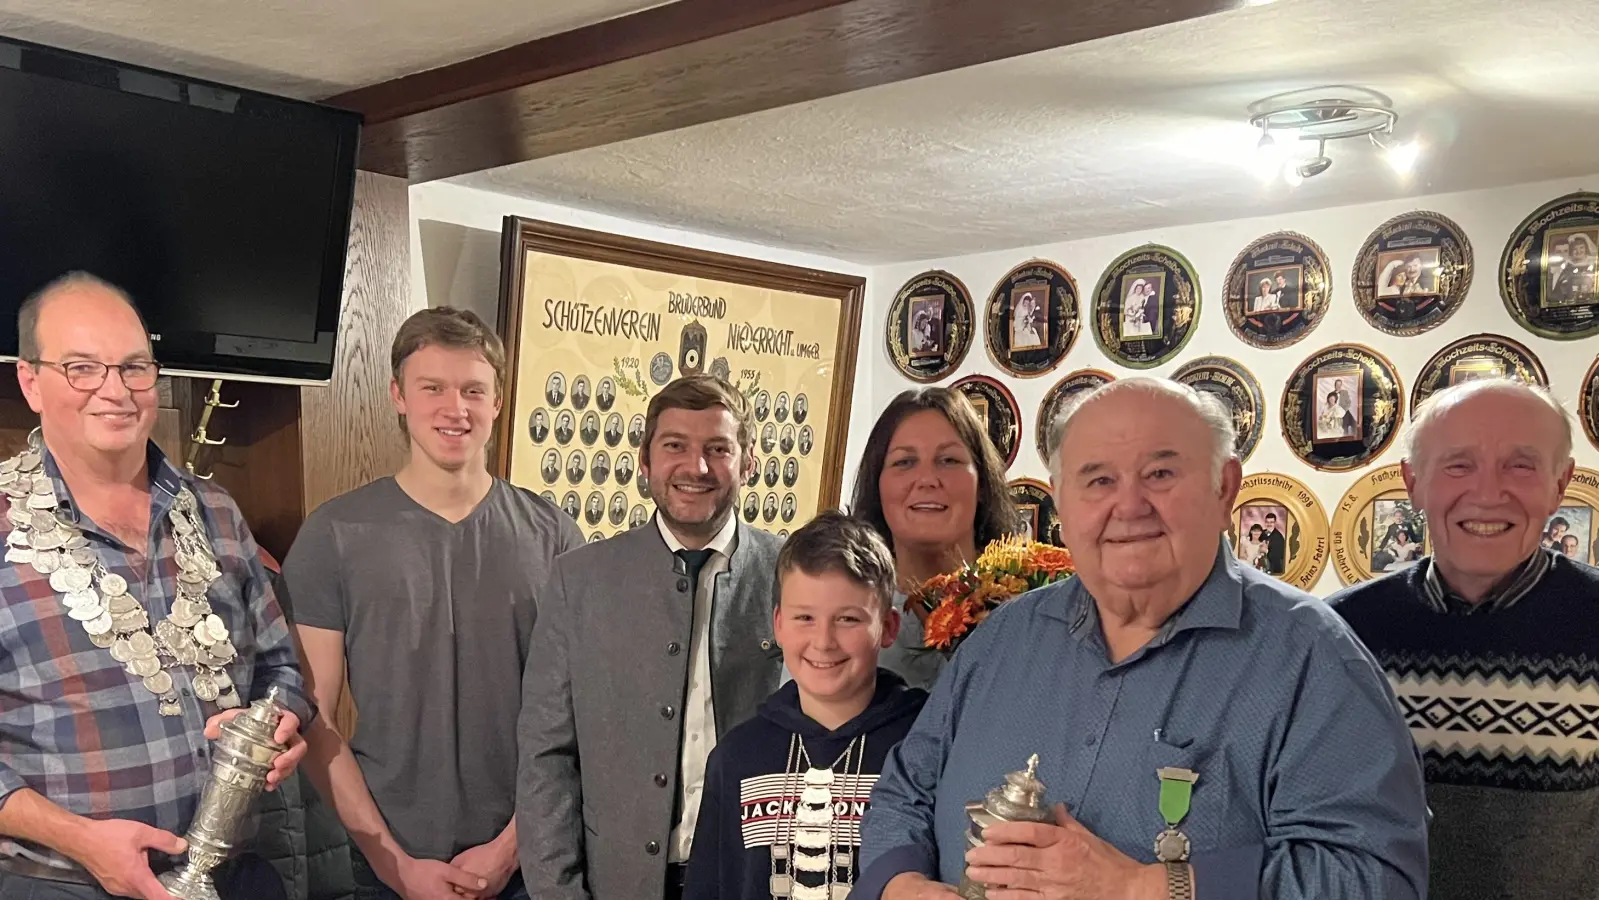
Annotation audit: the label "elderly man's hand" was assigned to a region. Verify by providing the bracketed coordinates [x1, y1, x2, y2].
[963, 804, 1167, 900]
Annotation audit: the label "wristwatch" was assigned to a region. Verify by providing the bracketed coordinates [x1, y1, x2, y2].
[1165, 862, 1194, 900]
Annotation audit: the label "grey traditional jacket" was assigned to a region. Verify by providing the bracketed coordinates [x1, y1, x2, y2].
[516, 517, 785, 900]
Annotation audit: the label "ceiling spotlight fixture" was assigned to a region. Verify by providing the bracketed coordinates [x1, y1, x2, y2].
[1248, 91, 1407, 186]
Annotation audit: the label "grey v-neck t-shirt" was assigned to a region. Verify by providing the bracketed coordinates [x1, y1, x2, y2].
[283, 476, 583, 859]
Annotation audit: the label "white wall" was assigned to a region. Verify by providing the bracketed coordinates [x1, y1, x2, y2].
[406, 181, 878, 502]
[868, 172, 1599, 597]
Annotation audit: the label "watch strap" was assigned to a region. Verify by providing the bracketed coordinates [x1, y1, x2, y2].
[1164, 862, 1194, 900]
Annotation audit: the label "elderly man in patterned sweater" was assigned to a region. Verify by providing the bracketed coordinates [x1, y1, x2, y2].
[1334, 378, 1599, 900]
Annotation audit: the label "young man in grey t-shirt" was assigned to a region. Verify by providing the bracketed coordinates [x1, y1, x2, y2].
[286, 307, 582, 900]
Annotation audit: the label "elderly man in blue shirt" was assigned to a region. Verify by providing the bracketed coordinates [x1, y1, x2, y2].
[857, 377, 1429, 900]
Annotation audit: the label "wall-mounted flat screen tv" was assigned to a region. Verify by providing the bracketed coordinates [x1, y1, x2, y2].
[0, 36, 361, 384]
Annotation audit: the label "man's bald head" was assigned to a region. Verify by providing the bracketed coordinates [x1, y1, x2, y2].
[17, 272, 147, 361]
[1406, 378, 1572, 474]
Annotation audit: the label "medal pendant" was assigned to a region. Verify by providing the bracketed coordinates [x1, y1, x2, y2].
[769, 874, 792, 897]
[830, 885, 851, 900]
[1154, 828, 1190, 863]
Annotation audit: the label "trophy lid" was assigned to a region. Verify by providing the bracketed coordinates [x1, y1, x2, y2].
[998, 753, 1046, 808]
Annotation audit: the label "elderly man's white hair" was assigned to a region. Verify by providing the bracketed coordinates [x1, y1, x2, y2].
[1405, 377, 1574, 470]
[1047, 377, 1237, 484]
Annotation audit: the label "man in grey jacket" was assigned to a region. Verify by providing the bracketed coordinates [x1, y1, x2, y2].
[518, 375, 787, 900]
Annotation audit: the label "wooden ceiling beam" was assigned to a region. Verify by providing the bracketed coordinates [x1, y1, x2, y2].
[332, 0, 1240, 182]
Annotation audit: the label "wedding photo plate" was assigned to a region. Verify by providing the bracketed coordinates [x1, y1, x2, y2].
[985, 260, 1081, 378]
[1352, 211, 1473, 337]
[1007, 478, 1063, 546]
[886, 270, 975, 382]
[1546, 467, 1599, 566]
[1331, 464, 1429, 586]
[1500, 191, 1599, 340]
[1582, 357, 1599, 453]
[1171, 356, 1265, 463]
[1229, 473, 1329, 592]
[1281, 343, 1404, 472]
[1224, 232, 1332, 350]
[1410, 333, 1548, 415]
[1035, 368, 1115, 466]
[953, 374, 1022, 467]
[1091, 244, 1201, 369]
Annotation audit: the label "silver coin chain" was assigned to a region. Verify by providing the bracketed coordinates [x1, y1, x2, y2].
[0, 438, 241, 715]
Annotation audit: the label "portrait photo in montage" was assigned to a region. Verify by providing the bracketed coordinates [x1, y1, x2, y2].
[953, 374, 1022, 467]
[1118, 273, 1165, 340]
[614, 452, 634, 486]
[1499, 192, 1599, 339]
[798, 425, 815, 456]
[1354, 211, 1472, 337]
[1312, 366, 1363, 445]
[1224, 232, 1331, 349]
[1007, 478, 1063, 546]
[1411, 333, 1548, 415]
[555, 410, 575, 445]
[754, 390, 771, 422]
[580, 411, 601, 446]
[743, 492, 759, 523]
[566, 450, 587, 485]
[630, 504, 649, 529]
[1230, 473, 1329, 591]
[1283, 344, 1403, 472]
[793, 393, 809, 424]
[984, 260, 1080, 378]
[604, 412, 625, 447]
[541, 449, 561, 485]
[775, 391, 790, 424]
[1092, 244, 1200, 369]
[545, 371, 567, 407]
[591, 450, 611, 486]
[764, 457, 780, 488]
[887, 270, 974, 382]
[1008, 283, 1050, 353]
[1035, 369, 1116, 466]
[529, 408, 550, 444]
[1171, 356, 1265, 463]
[571, 374, 591, 410]
[1331, 465, 1425, 585]
[562, 491, 581, 521]
[596, 376, 616, 411]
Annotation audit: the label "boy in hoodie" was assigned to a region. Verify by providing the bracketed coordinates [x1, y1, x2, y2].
[686, 510, 929, 900]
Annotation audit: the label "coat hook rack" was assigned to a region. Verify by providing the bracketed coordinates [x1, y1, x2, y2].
[185, 379, 237, 480]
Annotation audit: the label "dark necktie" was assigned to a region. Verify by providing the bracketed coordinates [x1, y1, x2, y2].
[675, 548, 715, 593]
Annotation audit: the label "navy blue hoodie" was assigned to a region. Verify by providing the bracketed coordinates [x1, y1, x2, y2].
[684, 669, 928, 900]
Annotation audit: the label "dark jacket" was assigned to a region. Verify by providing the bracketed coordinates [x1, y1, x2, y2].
[684, 670, 927, 900]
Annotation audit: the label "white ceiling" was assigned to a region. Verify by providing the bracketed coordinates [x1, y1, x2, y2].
[456, 0, 1599, 264]
[0, 0, 676, 98]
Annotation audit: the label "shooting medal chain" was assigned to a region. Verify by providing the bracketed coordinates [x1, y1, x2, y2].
[770, 734, 865, 900]
[0, 437, 242, 716]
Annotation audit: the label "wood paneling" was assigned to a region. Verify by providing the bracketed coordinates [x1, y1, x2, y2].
[332, 0, 1236, 182]
[299, 170, 416, 515]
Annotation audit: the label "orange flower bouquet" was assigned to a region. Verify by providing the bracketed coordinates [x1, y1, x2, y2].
[909, 536, 1075, 654]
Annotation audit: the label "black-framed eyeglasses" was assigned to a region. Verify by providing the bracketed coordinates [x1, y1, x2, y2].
[29, 359, 160, 392]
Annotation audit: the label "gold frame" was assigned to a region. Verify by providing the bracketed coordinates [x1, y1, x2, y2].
[1231, 472, 1329, 591]
[1330, 464, 1428, 586]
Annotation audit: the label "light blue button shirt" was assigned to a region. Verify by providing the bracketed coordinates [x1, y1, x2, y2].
[858, 545, 1429, 900]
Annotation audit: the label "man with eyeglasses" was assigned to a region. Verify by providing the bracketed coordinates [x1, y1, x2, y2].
[0, 272, 311, 898]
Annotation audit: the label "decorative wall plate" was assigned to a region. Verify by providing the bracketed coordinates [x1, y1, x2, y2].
[1281, 343, 1404, 472]
[1500, 192, 1599, 340]
[1410, 333, 1548, 415]
[1352, 211, 1473, 337]
[1583, 357, 1599, 454]
[1034, 368, 1115, 468]
[1229, 472, 1329, 592]
[1171, 356, 1266, 463]
[1007, 478, 1063, 547]
[952, 374, 1021, 468]
[1223, 231, 1331, 349]
[1090, 244, 1201, 369]
[1547, 467, 1599, 566]
[984, 260, 1081, 378]
[1330, 464, 1428, 586]
[885, 270, 975, 382]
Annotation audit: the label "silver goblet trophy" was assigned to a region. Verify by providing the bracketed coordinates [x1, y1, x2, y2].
[159, 687, 289, 900]
[957, 754, 1053, 900]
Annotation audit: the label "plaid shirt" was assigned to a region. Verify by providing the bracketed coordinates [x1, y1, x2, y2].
[0, 441, 311, 872]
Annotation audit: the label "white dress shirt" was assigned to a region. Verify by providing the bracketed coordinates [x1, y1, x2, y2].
[658, 512, 739, 863]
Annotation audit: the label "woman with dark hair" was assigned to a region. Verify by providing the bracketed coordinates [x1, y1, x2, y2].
[849, 387, 1017, 688]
